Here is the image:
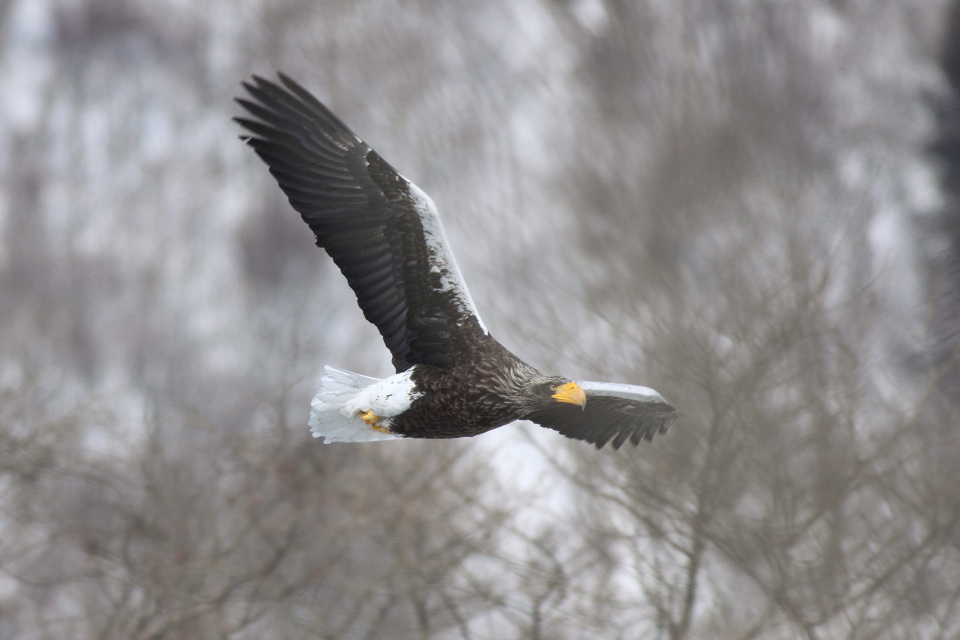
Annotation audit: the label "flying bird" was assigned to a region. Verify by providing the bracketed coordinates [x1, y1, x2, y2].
[235, 74, 678, 449]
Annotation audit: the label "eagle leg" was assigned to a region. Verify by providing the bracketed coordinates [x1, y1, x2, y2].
[359, 410, 391, 434]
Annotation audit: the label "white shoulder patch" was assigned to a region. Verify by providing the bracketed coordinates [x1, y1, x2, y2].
[405, 179, 489, 335]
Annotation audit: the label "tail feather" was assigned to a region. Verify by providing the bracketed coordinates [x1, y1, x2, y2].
[308, 366, 400, 443]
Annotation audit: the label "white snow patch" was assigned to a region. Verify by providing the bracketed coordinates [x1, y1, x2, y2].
[2, 0, 55, 132]
[571, 0, 608, 35]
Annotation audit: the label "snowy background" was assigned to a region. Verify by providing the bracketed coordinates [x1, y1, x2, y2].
[2, 0, 959, 637]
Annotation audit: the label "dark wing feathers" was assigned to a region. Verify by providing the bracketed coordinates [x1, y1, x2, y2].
[527, 382, 678, 449]
[235, 74, 481, 372]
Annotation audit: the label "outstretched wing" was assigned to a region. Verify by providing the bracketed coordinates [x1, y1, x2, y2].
[235, 74, 486, 372]
[527, 381, 678, 450]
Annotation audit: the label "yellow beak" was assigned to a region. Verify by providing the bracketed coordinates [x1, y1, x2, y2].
[552, 381, 587, 407]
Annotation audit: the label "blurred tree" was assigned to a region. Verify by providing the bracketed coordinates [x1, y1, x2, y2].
[0, 0, 957, 638]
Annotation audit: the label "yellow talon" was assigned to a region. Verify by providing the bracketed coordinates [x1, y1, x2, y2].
[360, 410, 391, 434]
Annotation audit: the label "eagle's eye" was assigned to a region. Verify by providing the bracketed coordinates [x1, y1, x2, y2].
[549, 383, 558, 391]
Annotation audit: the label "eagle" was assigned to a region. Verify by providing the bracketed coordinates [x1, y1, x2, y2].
[235, 74, 678, 449]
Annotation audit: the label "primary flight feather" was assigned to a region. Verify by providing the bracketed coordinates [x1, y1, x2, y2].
[235, 73, 677, 449]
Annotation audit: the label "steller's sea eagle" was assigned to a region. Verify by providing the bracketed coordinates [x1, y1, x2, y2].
[235, 74, 678, 449]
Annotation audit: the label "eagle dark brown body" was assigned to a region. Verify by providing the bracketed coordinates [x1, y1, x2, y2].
[395, 323, 543, 439]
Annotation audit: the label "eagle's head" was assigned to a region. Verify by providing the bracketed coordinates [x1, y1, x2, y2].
[514, 375, 587, 413]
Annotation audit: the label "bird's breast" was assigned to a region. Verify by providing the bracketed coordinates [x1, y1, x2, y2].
[389, 362, 526, 439]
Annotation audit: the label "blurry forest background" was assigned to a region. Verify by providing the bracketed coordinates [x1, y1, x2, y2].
[2, 0, 960, 638]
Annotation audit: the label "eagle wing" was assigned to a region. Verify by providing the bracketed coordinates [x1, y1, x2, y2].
[527, 381, 678, 449]
[235, 74, 486, 372]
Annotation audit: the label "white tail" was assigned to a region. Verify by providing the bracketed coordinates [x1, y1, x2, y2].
[308, 366, 407, 443]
